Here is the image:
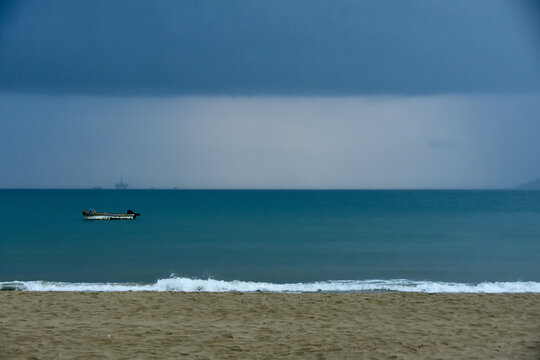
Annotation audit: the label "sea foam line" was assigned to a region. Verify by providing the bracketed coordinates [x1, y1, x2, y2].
[1, 278, 540, 293]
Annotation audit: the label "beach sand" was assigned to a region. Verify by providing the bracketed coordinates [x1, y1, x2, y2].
[1, 292, 539, 359]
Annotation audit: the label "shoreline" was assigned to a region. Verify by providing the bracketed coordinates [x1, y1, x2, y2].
[1, 292, 539, 359]
[3, 278, 540, 293]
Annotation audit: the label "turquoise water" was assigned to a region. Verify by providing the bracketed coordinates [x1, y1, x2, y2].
[1, 190, 539, 292]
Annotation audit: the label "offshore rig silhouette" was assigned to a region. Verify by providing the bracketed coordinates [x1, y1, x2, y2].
[115, 179, 128, 190]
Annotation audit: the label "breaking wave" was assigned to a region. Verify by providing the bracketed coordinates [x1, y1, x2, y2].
[1, 277, 540, 293]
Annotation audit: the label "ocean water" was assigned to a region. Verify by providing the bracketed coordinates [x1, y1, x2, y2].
[1, 190, 539, 293]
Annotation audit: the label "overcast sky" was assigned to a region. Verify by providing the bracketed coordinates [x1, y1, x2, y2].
[1, 0, 539, 188]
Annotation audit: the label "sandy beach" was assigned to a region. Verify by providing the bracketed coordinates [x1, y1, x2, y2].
[1, 292, 539, 359]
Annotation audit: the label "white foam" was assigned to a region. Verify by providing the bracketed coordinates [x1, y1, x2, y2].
[2, 277, 540, 293]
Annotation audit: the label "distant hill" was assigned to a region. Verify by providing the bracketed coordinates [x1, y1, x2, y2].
[517, 178, 540, 190]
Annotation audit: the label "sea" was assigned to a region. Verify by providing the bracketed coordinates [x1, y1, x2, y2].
[1, 190, 539, 293]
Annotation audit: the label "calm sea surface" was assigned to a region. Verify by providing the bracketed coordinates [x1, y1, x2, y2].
[1, 190, 539, 292]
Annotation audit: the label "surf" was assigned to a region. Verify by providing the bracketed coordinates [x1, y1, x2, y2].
[2, 277, 540, 293]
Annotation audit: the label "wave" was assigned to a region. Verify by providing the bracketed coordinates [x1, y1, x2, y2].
[1, 277, 540, 293]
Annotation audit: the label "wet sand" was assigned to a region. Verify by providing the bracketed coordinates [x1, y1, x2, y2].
[1, 292, 539, 359]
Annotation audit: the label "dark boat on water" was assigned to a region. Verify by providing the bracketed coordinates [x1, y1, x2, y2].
[82, 209, 140, 220]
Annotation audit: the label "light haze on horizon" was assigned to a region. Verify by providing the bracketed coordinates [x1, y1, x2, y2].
[0, 0, 539, 189]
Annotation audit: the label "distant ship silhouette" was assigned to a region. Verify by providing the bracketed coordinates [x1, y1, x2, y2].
[115, 179, 128, 190]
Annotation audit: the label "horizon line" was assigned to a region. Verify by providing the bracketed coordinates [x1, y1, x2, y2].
[0, 187, 528, 191]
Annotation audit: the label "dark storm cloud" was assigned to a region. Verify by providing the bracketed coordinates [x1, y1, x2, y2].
[0, 0, 539, 95]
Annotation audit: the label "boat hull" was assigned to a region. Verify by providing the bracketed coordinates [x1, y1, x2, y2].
[83, 214, 136, 220]
[82, 211, 138, 220]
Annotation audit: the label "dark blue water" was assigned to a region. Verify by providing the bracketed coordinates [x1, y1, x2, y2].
[1, 190, 539, 287]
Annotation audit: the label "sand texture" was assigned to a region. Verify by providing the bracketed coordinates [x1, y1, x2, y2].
[0, 292, 539, 359]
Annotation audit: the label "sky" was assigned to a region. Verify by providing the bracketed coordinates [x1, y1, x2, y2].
[0, 0, 539, 188]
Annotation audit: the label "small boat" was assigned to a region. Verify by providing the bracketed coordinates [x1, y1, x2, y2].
[82, 208, 140, 220]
